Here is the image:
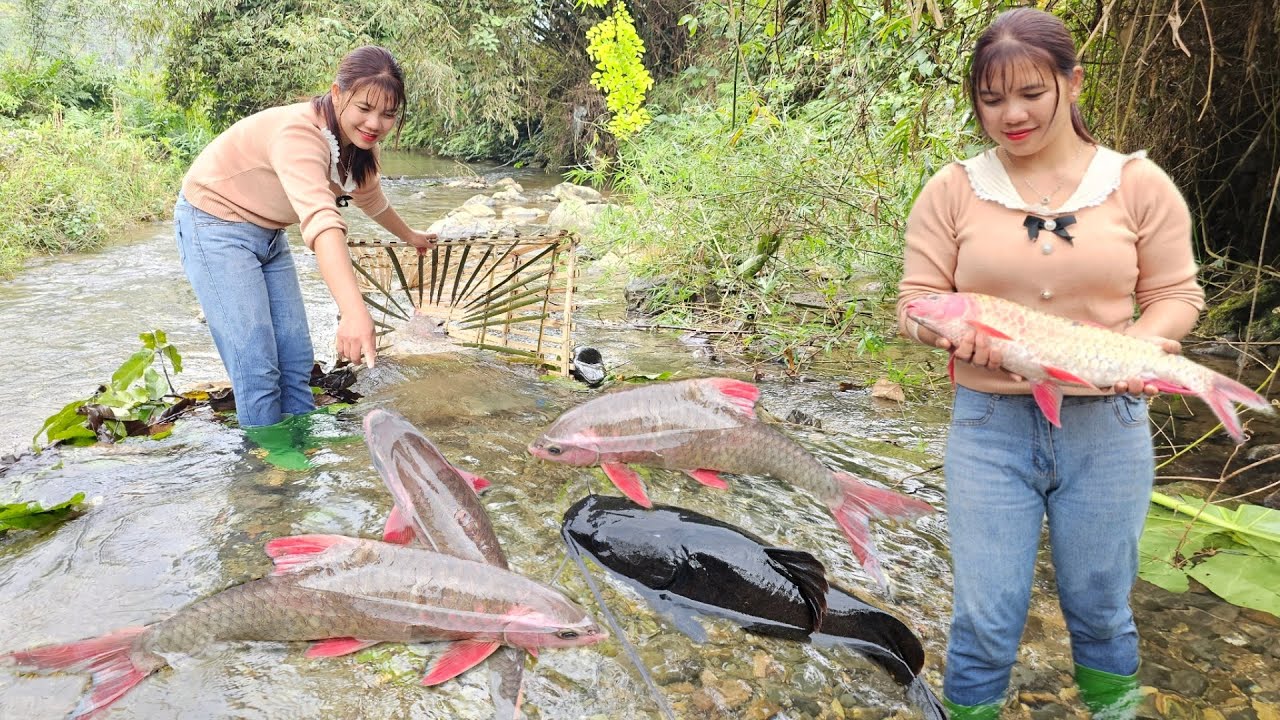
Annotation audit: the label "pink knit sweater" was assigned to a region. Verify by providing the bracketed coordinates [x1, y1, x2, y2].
[896, 146, 1205, 395]
[181, 102, 390, 249]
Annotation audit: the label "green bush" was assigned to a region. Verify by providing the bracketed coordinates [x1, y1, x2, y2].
[0, 113, 182, 276]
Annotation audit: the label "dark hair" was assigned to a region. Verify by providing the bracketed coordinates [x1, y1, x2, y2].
[966, 8, 1095, 144]
[311, 46, 407, 188]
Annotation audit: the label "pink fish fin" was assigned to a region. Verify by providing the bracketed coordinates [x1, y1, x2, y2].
[526, 646, 538, 659]
[685, 469, 729, 489]
[1201, 374, 1274, 444]
[5, 626, 151, 720]
[1030, 381, 1064, 428]
[832, 471, 936, 520]
[601, 462, 652, 508]
[305, 638, 380, 658]
[827, 472, 936, 593]
[966, 320, 1013, 340]
[421, 640, 501, 686]
[453, 467, 492, 494]
[382, 507, 415, 545]
[1041, 365, 1092, 387]
[1146, 379, 1195, 396]
[264, 534, 353, 575]
[704, 377, 760, 417]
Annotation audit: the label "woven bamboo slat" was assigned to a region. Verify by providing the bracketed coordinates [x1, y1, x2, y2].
[348, 230, 578, 374]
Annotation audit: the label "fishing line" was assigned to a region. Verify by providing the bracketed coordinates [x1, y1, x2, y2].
[562, 540, 677, 720]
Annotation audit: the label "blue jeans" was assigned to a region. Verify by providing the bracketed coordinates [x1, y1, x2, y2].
[174, 194, 315, 427]
[943, 387, 1153, 706]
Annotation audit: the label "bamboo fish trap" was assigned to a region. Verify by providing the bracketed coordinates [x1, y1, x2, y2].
[347, 230, 579, 376]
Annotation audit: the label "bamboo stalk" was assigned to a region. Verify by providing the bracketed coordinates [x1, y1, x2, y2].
[561, 240, 578, 377]
[535, 246, 559, 362]
[461, 291, 550, 324]
[456, 244, 496, 304]
[434, 245, 452, 305]
[351, 261, 410, 319]
[361, 292, 409, 322]
[464, 244, 557, 310]
[450, 244, 472, 306]
[384, 247, 416, 310]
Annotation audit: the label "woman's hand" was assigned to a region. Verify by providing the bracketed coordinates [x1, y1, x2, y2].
[1113, 335, 1182, 396]
[937, 330, 1008, 374]
[406, 229, 438, 255]
[336, 305, 377, 369]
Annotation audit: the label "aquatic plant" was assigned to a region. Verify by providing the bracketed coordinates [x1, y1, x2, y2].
[33, 330, 185, 450]
[1139, 491, 1280, 618]
[0, 493, 86, 534]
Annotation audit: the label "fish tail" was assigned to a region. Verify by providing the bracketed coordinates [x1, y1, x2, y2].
[5, 626, 153, 719]
[828, 472, 936, 592]
[1202, 373, 1273, 444]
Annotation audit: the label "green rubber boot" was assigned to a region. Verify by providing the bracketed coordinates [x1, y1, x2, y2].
[942, 698, 1002, 720]
[1075, 664, 1141, 719]
[243, 417, 313, 470]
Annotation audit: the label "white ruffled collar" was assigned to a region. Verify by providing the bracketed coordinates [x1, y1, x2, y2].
[958, 145, 1145, 214]
[321, 127, 357, 193]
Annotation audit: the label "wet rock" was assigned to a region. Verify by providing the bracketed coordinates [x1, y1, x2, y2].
[624, 276, 667, 313]
[871, 378, 906, 403]
[492, 188, 526, 203]
[553, 181, 605, 204]
[1243, 443, 1280, 461]
[493, 177, 523, 191]
[501, 206, 545, 222]
[785, 409, 823, 428]
[1170, 669, 1209, 696]
[548, 197, 612, 236]
[1225, 708, 1260, 720]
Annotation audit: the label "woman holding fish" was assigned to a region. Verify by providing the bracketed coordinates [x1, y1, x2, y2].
[174, 46, 437, 428]
[897, 8, 1208, 719]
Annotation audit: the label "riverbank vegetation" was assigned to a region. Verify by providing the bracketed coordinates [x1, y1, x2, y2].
[2, 0, 1277, 355]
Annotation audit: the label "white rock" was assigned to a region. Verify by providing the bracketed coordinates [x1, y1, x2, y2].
[552, 182, 604, 205]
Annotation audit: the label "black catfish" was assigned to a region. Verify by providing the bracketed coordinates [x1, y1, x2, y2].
[561, 494, 945, 718]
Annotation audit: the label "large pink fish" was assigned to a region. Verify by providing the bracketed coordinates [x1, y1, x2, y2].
[3, 536, 605, 719]
[527, 377, 935, 591]
[363, 408, 525, 718]
[904, 292, 1273, 442]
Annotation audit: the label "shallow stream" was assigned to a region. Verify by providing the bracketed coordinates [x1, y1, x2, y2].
[0, 153, 1276, 719]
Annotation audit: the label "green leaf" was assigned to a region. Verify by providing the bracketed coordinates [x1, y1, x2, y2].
[0, 493, 87, 533]
[139, 331, 157, 350]
[1186, 551, 1280, 617]
[162, 344, 183, 375]
[110, 350, 153, 392]
[33, 398, 86, 451]
[154, 329, 168, 346]
[1139, 494, 1280, 618]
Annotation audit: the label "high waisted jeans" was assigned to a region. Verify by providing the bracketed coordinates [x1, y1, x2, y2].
[943, 386, 1153, 706]
[173, 194, 315, 427]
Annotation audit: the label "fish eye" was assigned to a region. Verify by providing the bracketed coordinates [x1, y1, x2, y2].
[546, 445, 563, 456]
[555, 629, 579, 639]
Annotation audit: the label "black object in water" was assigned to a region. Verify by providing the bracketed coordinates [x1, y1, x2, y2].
[569, 346, 607, 387]
[561, 494, 946, 718]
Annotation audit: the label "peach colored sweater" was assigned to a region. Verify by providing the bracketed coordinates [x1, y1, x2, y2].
[896, 146, 1205, 395]
[181, 102, 390, 249]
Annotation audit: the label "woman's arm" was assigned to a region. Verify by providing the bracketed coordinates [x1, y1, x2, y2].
[312, 227, 378, 368]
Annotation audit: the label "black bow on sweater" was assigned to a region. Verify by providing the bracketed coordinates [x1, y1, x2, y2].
[1023, 214, 1076, 244]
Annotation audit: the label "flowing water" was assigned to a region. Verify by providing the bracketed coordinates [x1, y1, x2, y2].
[0, 153, 1277, 719]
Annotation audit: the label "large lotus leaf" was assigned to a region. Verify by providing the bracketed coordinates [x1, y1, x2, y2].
[1169, 494, 1280, 542]
[1186, 550, 1280, 617]
[1138, 510, 1219, 593]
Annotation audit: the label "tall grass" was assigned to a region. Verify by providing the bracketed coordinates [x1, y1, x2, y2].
[0, 57, 205, 277]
